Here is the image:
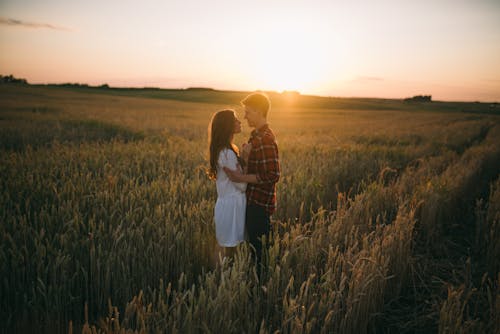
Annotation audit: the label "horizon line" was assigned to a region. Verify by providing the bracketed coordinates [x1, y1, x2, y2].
[28, 82, 500, 104]
[2, 74, 499, 104]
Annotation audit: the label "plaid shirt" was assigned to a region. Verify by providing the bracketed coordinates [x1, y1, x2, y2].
[246, 124, 280, 214]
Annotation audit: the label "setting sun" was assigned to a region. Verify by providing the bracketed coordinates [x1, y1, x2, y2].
[1, 0, 500, 332]
[249, 17, 335, 93]
[1, 0, 499, 100]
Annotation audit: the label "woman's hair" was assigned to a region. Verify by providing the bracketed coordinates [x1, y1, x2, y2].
[207, 109, 239, 180]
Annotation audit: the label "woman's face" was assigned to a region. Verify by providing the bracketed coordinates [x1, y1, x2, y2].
[233, 115, 242, 134]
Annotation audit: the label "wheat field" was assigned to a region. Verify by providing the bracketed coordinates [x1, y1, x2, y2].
[0, 84, 499, 333]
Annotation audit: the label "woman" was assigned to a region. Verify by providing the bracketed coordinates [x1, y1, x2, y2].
[208, 110, 249, 255]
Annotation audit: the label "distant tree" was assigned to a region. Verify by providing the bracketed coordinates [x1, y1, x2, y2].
[281, 90, 300, 96]
[404, 95, 432, 102]
[281, 90, 301, 105]
[0, 74, 28, 84]
[186, 87, 215, 91]
[99, 83, 110, 89]
[57, 83, 89, 88]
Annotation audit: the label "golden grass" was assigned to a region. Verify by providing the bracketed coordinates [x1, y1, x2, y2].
[0, 85, 499, 333]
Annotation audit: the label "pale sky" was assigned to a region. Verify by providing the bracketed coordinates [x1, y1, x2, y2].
[1, 0, 499, 101]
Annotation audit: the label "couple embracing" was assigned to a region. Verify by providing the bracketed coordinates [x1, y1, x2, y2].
[208, 93, 280, 265]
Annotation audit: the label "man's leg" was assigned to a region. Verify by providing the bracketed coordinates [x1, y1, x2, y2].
[246, 204, 270, 265]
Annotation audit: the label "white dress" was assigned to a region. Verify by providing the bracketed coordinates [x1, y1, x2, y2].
[214, 149, 247, 247]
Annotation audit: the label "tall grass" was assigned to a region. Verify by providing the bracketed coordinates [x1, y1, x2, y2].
[1, 85, 499, 333]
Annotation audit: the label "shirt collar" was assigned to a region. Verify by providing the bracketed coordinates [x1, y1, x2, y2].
[251, 123, 269, 138]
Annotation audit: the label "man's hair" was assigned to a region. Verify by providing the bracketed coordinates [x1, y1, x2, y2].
[241, 93, 270, 117]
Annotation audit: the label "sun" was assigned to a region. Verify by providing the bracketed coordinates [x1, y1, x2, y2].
[258, 53, 322, 93]
[250, 19, 333, 94]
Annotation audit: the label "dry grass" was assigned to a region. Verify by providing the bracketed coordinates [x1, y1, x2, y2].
[0, 85, 499, 333]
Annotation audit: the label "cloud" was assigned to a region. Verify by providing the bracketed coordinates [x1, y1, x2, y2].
[0, 17, 71, 31]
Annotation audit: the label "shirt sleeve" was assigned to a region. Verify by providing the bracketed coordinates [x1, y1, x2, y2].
[254, 136, 280, 184]
[218, 149, 247, 192]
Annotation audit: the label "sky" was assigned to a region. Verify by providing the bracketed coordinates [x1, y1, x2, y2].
[1, 0, 499, 101]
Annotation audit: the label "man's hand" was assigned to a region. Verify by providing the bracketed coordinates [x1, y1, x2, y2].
[223, 166, 243, 182]
[242, 143, 252, 162]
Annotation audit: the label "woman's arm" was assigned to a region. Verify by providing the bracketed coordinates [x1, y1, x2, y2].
[219, 149, 247, 192]
[225, 136, 279, 184]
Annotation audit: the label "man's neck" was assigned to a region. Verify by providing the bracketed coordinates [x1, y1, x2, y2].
[253, 118, 267, 131]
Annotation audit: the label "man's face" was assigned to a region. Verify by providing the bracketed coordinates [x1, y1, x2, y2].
[244, 106, 259, 127]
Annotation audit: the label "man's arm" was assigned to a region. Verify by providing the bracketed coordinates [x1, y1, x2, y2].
[255, 135, 280, 184]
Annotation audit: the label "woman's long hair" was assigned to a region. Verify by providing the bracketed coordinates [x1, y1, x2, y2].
[207, 109, 239, 180]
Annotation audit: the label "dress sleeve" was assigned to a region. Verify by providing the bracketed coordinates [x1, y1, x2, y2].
[218, 149, 247, 192]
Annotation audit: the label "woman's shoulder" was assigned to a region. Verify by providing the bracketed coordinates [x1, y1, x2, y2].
[219, 148, 236, 158]
[218, 148, 237, 164]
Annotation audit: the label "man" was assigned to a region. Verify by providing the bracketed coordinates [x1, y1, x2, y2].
[223, 92, 280, 265]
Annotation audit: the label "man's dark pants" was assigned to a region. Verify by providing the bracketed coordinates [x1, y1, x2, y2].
[246, 204, 270, 266]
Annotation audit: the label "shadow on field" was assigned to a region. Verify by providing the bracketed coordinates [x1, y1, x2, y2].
[0, 119, 144, 151]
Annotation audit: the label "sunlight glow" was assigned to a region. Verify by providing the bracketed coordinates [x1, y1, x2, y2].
[250, 17, 335, 93]
[1, 0, 499, 100]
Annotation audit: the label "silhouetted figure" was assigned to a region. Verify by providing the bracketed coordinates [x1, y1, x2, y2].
[224, 93, 280, 273]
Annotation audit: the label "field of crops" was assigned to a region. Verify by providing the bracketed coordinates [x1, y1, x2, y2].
[1, 84, 499, 333]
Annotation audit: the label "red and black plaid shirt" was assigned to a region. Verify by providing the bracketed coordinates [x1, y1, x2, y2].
[246, 124, 280, 215]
